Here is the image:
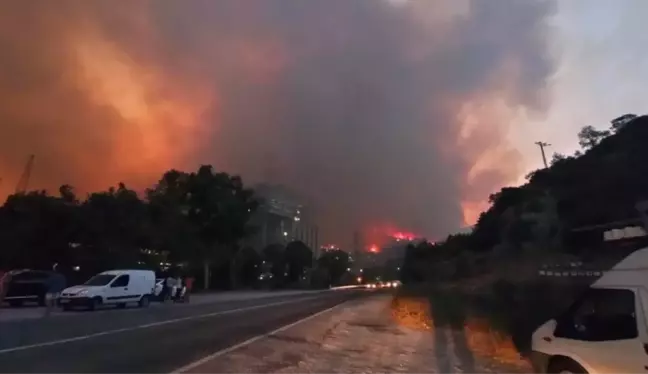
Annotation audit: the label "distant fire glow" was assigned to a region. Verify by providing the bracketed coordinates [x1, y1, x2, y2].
[321, 244, 339, 251]
[390, 231, 418, 241]
[364, 224, 421, 251]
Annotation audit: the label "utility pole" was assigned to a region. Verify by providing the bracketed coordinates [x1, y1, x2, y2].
[353, 230, 360, 270]
[310, 225, 317, 265]
[535, 141, 551, 169]
[309, 225, 320, 286]
[353, 231, 360, 254]
[15, 154, 35, 194]
[314, 225, 319, 257]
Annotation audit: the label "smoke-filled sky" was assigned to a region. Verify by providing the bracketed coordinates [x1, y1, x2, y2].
[0, 0, 642, 246]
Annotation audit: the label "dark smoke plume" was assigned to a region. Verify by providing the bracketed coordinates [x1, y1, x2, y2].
[0, 0, 556, 246]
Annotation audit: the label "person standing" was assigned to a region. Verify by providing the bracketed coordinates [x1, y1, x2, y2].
[0, 270, 11, 308]
[184, 276, 194, 303]
[43, 273, 66, 317]
[164, 275, 176, 303]
[174, 276, 183, 301]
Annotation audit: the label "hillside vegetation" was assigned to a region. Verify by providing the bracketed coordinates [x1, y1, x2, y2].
[402, 113, 648, 284]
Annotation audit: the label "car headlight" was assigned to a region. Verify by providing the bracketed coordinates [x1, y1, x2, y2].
[76, 289, 88, 295]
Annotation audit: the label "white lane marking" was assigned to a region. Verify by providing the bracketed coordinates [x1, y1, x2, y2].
[0, 295, 326, 355]
[171, 299, 350, 373]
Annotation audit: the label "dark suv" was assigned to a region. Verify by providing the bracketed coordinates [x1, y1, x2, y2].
[5, 270, 66, 307]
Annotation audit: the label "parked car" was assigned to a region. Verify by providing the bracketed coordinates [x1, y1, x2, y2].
[531, 247, 648, 373]
[59, 269, 155, 311]
[4, 270, 66, 307]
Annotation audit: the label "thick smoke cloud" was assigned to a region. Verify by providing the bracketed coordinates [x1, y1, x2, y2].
[0, 0, 555, 246]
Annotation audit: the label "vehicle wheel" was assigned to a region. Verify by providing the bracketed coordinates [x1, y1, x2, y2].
[88, 297, 102, 311]
[139, 295, 150, 308]
[547, 357, 588, 374]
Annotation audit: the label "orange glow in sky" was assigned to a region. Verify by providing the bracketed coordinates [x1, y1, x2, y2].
[0, 1, 558, 247]
[71, 32, 214, 184]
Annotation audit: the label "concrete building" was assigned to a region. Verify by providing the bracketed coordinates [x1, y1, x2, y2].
[247, 184, 319, 254]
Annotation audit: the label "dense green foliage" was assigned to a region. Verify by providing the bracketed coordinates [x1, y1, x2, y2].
[402, 114, 648, 282]
[0, 166, 258, 284]
[317, 249, 351, 286]
[0, 165, 343, 289]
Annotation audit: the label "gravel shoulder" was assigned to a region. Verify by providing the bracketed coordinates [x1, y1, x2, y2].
[184, 293, 533, 373]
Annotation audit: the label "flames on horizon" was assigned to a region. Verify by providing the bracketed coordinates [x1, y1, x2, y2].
[0, 0, 555, 247]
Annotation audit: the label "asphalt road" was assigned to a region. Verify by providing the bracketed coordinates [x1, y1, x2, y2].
[0, 290, 367, 373]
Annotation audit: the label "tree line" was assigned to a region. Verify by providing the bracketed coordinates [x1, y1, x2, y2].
[0, 165, 349, 289]
[402, 113, 648, 283]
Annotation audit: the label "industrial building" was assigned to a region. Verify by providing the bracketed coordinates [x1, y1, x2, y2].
[246, 183, 319, 255]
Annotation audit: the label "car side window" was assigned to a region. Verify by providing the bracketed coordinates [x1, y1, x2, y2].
[555, 288, 638, 342]
[111, 275, 130, 288]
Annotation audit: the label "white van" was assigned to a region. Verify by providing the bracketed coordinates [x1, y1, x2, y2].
[59, 269, 155, 311]
[531, 248, 648, 373]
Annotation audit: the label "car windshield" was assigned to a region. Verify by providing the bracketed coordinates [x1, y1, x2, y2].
[84, 274, 116, 286]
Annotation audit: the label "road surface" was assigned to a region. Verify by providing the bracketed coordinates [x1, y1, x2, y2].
[0, 290, 364, 373]
[0, 289, 335, 322]
[178, 294, 532, 373]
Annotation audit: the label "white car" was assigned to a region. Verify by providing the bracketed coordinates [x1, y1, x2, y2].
[531, 248, 648, 373]
[59, 269, 155, 311]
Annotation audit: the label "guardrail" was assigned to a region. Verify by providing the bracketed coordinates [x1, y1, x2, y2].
[538, 270, 603, 277]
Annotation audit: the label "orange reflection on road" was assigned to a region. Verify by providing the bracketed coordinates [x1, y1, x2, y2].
[463, 317, 527, 366]
[390, 296, 432, 331]
[390, 294, 530, 371]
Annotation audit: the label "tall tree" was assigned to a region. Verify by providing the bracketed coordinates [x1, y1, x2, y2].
[610, 113, 638, 133]
[317, 249, 350, 286]
[147, 170, 198, 264]
[80, 183, 149, 270]
[263, 243, 286, 286]
[0, 187, 81, 270]
[234, 246, 262, 287]
[578, 125, 610, 150]
[284, 240, 313, 284]
[151, 165, 258, 289]
[550, 152, 568, 166]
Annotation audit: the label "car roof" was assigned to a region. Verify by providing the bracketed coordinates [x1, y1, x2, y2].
[100, 269, 154, 275]
[593, 246, 648, 288]
[13, 269, 60, 276]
